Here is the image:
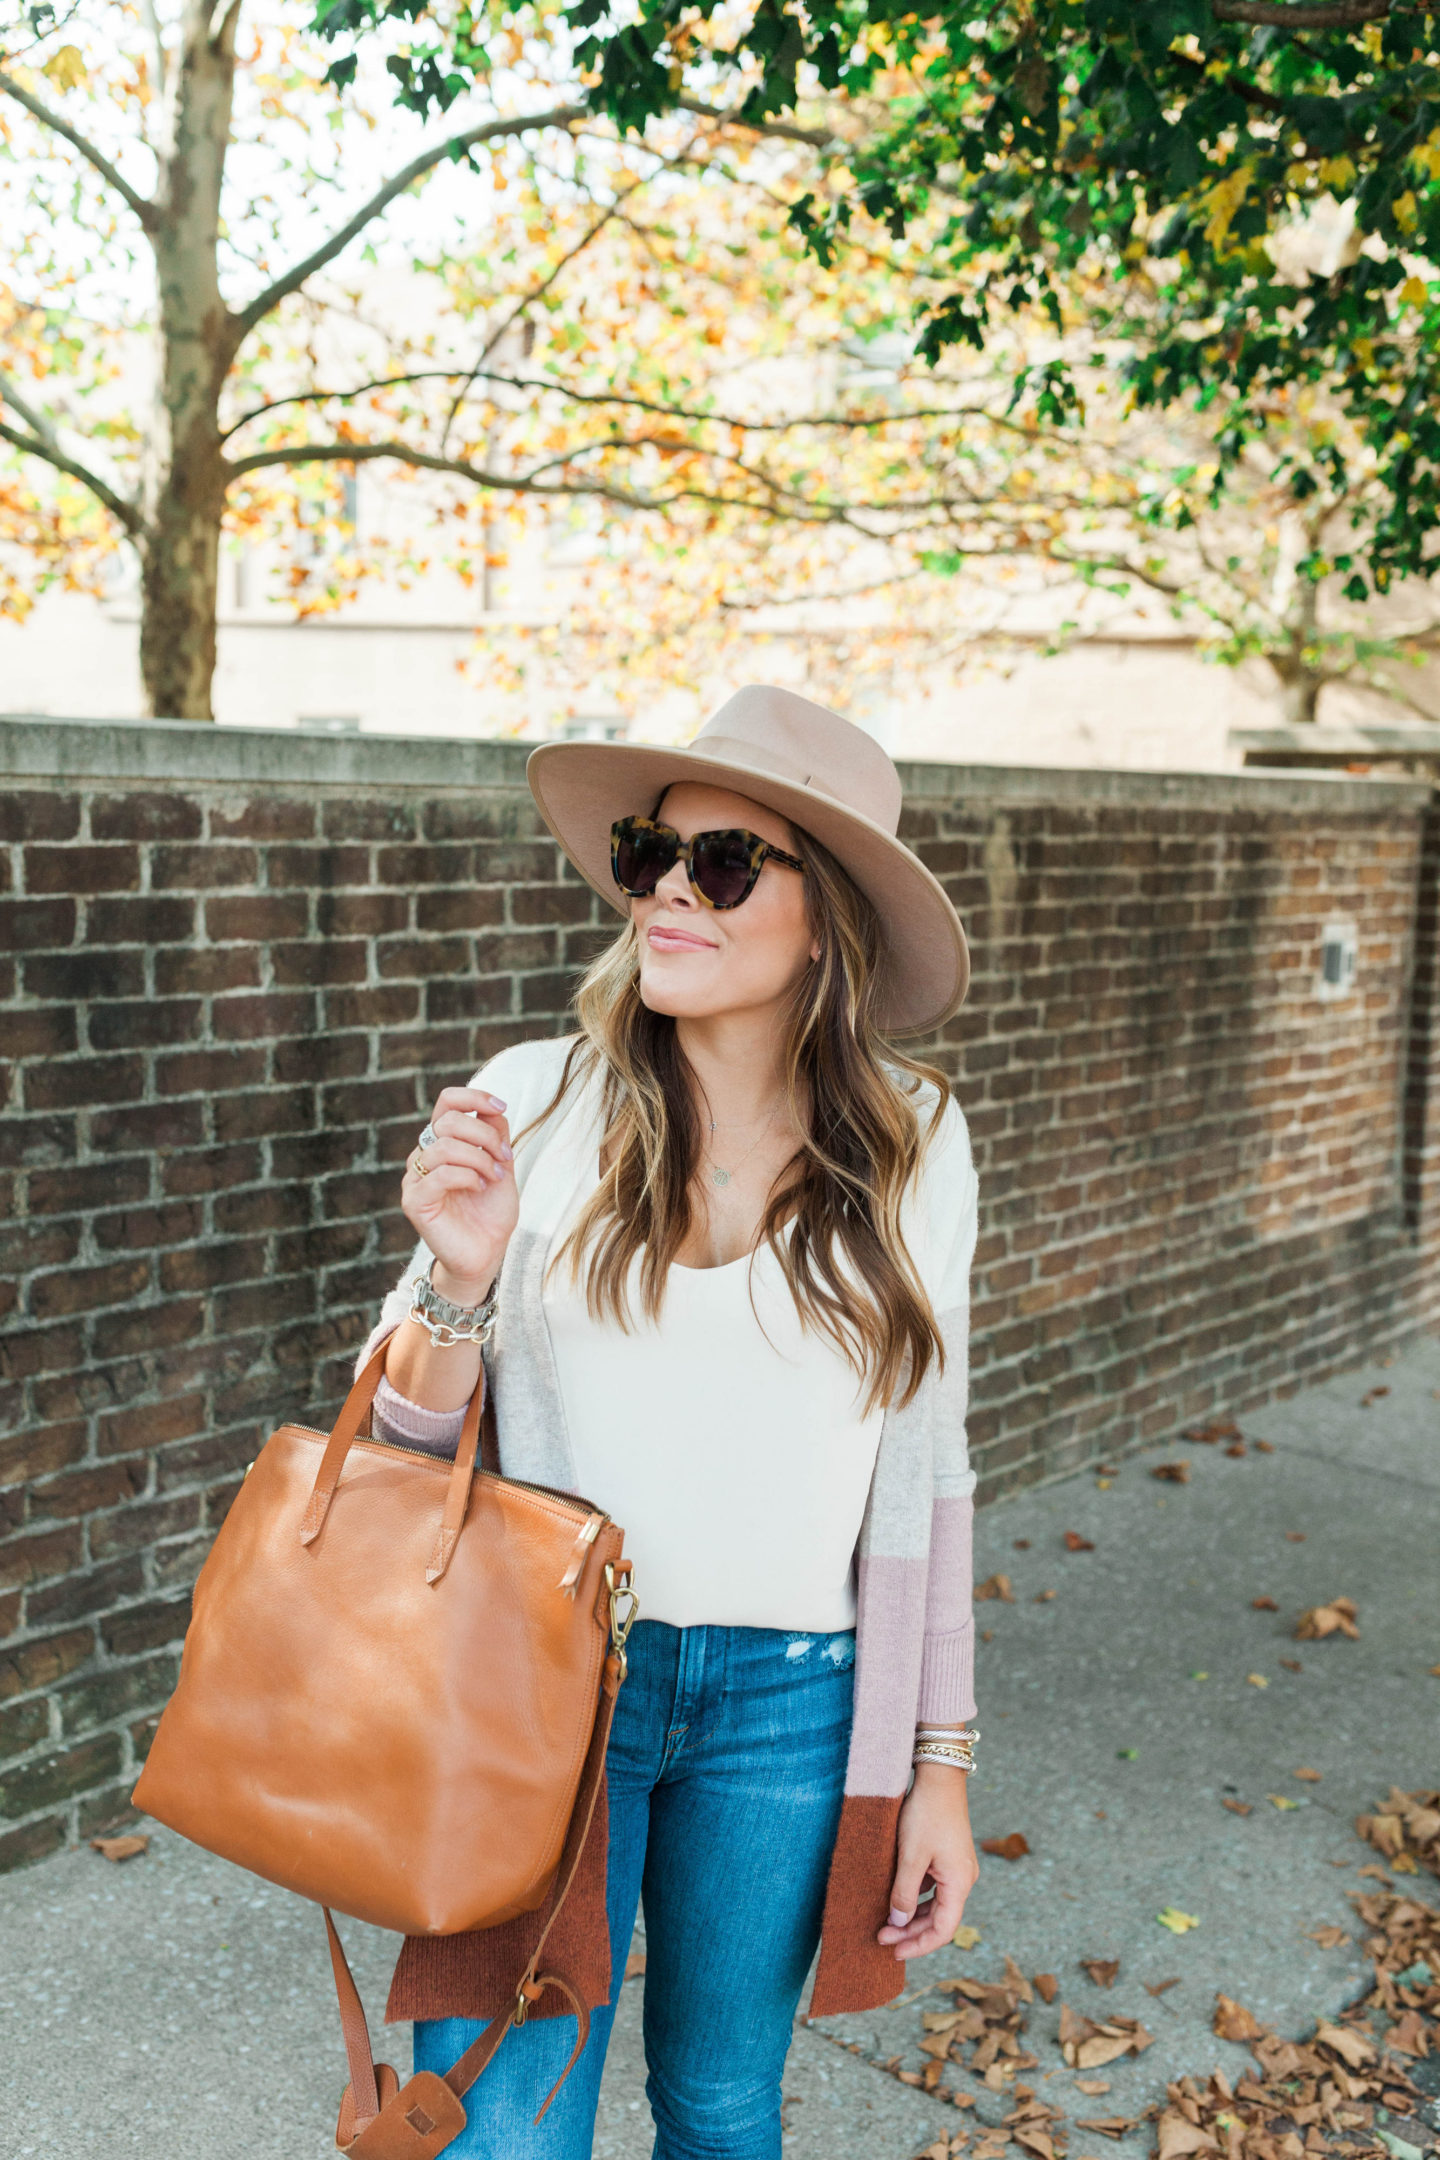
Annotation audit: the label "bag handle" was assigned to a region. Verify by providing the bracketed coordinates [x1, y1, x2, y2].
[328, 1636, 628, 2155]
[299, 1341, 484, 1586]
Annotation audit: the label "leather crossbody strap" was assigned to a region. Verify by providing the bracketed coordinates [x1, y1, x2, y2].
[328, 1650, 624, 2157]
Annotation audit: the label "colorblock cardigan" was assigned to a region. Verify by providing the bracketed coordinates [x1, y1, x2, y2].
[359, 1032, 979, 2026]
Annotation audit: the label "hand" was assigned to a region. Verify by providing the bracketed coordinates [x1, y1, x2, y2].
[402, 1086, 518, 1297]
[878, 1762, 980, 1960]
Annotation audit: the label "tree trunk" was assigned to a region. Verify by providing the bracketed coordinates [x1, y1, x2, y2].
[1272, 571, 1324, 725]
[138, 0, 240, 720]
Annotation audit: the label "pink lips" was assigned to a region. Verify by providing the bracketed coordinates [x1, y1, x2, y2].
[646, 922, 716, 953]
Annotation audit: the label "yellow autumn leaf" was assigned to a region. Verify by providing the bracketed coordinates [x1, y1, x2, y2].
[1201, 168, 1250, 251]
[1317, 155, 1357, 191]
[1393, 191, 1419, 233]
[41, 44, 88, 91]
[1399, 276, 1430, 309]
[1410, 132, 1440, 181]
[953, 1924, 983, 1948]
[1268, 1794, 1300, 1811]
[1157, 1907, 1200, 1935]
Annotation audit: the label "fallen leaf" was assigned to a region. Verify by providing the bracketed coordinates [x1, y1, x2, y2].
[1080, 1958, 1120, 1988]
[1033, 1973, 1059, 2003]
[1246, 1673, 1269, 1688]
[1429, 1664, 1440, 1677]
[1157, 1908, 1200, 1934]
[1145, 1977, 1182, 1996]
[1183, 1420, 1240, 1445]
[1293, 1767, 1322, 1782]
[1360, 1385, 1390, 1407]
[1033, 1589, 1057, 1602]
[1251, 1595, 1279, 1610]
[1075, 2078, 1111, 2094]
[1013, 1539, 1032, 1551]
[1077, 2118, 1140, 2141]
[1150, 1462, 1191, 1483]
[1314, 2022, 1377, 2068]
[975, 1574, 1015, 1604]
[1224, 1442, 1247, 1458]
[90, 1834, 149, 1863]
[1213, 1994, 1265, 2042]
[1305, 1925, 1349, 1948]
[1285, 1531, 1306, 1542]
[1117, 1748, 1139, 1760]
[981, 1832, 1031, 1862]
[1268, 1795, 1301, 1811]
[1296, 1596, 1360, 1641]
[1156, 2106, 1220, 2159]
[1280, 1658, 1303, 1672]
[1064, 1531, 1095, 1552]
[1221, 1798, 1253, 1817]
[953, 1924, 983, 1949]
[1254, 1439, 1274, 1451]
[624, 1948, 647, 1980]
[980, 1628, 995, 1643]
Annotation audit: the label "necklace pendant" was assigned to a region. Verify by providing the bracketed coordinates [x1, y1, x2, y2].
[711, 1167, 731, 1188]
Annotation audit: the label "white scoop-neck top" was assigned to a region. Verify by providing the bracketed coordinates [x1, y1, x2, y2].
[541, 1229, 884, 1632]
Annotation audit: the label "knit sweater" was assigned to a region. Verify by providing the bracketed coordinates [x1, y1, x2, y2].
[360, 1032, 979, 2026]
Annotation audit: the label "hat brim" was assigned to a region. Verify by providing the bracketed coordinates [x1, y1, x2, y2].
[526, 739, 969, 1036]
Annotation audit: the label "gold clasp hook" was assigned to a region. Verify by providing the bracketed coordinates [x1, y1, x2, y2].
[604, 1561, 639, 1682]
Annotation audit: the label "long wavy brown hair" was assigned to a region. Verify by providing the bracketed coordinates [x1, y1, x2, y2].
[523, 824, 952, 1414]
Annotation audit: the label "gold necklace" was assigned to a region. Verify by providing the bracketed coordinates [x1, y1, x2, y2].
[704, 1106, 779, 1189]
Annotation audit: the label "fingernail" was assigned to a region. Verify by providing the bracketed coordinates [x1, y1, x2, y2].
[499, 1143, 513, 1161]
[488, 1096, 507, 1110]
[888, 1907, 909, 1928]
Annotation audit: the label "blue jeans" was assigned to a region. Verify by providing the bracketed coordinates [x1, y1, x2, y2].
[413, 1618, 856, 2159]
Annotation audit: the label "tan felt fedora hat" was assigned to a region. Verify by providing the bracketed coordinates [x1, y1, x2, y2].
[526, 685, 969, 1036]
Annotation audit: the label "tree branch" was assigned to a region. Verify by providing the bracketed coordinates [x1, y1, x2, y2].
[227, 103, 587, 345]
[1210, 0, 1391, 24]
[0, 66, 157, 230]
[222, 364, 999, 442]
[0, 415, 145, 537]
[676, 96, 840, 150]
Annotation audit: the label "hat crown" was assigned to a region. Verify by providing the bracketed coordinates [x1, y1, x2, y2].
[693, 686, 902, 836]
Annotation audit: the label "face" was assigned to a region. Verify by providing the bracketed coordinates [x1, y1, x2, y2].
[629, 782, 820, 1022]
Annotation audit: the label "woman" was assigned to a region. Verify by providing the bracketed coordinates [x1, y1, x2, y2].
[359, 685, 981, 2160]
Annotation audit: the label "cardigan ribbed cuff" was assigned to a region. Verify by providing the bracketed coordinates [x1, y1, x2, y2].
[372, 1375, 465, 1458]
[916, 1619, 977, 1727]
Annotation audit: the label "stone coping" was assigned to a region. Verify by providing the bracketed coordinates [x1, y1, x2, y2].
[0, 713, 1431, 809]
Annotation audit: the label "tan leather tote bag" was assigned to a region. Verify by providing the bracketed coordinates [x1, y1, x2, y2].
[131, 1341, 636, 2158]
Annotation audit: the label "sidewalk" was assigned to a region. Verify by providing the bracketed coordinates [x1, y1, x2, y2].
[1, 1334, 1436, 2160]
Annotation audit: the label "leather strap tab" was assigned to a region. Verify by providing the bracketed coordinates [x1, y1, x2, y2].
[342, 2070, 469, 2159]
[336, 2065, 401, 2149]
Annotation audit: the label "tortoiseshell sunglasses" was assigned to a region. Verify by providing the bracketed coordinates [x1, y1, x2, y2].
[610, 815, 807, 911]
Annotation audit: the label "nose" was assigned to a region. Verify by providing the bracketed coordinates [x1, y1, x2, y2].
[652, 853, 697, 909]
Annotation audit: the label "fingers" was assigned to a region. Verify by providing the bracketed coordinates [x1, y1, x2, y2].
[893, 1877, 968, 1960]
[406, 1136, 508, 1188]
[883, 1848, 930, 1940]
[430, 1085, 508, 1129]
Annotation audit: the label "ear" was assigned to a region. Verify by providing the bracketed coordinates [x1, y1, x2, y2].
[809, 938, 821, 963]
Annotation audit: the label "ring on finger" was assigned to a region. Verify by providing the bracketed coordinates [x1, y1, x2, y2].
[412, 1154, 432, 1179]
[417, 1122, 438, 1150]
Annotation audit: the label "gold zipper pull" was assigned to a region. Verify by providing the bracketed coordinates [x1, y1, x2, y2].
[558, 1512, 606, 1596]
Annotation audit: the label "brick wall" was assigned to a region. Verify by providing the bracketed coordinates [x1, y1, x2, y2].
[1, 719, 1436, 1872]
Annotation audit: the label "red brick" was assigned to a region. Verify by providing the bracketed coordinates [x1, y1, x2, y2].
[211, 990, 317, 1040]
[150, 844, 258, 889]
[88, 1491, 201, 1558]
[154, 946, 260, 996]
[90, 792, 203, 840]
[96, 1393, 206, 1458]
[321, 799, 415, 840]
[23, 951, 144, 1001]
[0, 1422, 88, 1489]
[0, 897, 76, 949]
[90, 1299, 204, 1361]
[0, 791, 80, 841]
[90, 1102, 205, 1155]
[209, 796, 316, 841]
[204, 892, 309, 942]
[2, 1007, 77, 1059]
[416, 889, 506, 933]
[272, 846, 372, 890]
[0, 1522, 84, 1591]
[153, 1047, 267, 1096]
[24, 1056, 146, 1111]
[28, 1458, 148, 1518]
[25, 845, 139, 894]
[29, 1258, 151, 1319]
[88, 1000, 202, 1051]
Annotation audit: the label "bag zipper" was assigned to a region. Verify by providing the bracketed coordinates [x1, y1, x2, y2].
[268, 1422, 608, 1523]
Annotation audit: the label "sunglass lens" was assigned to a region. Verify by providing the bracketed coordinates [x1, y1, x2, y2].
[612, 819, 674, 895]
[691, 829, 757, 908]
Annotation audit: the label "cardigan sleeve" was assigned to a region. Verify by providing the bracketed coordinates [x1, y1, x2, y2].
[354, 1035, 573, 1453]
[914, 1092, 980, 1727]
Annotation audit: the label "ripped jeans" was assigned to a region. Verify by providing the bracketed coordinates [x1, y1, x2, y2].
[413, 1617, 856, 2160]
